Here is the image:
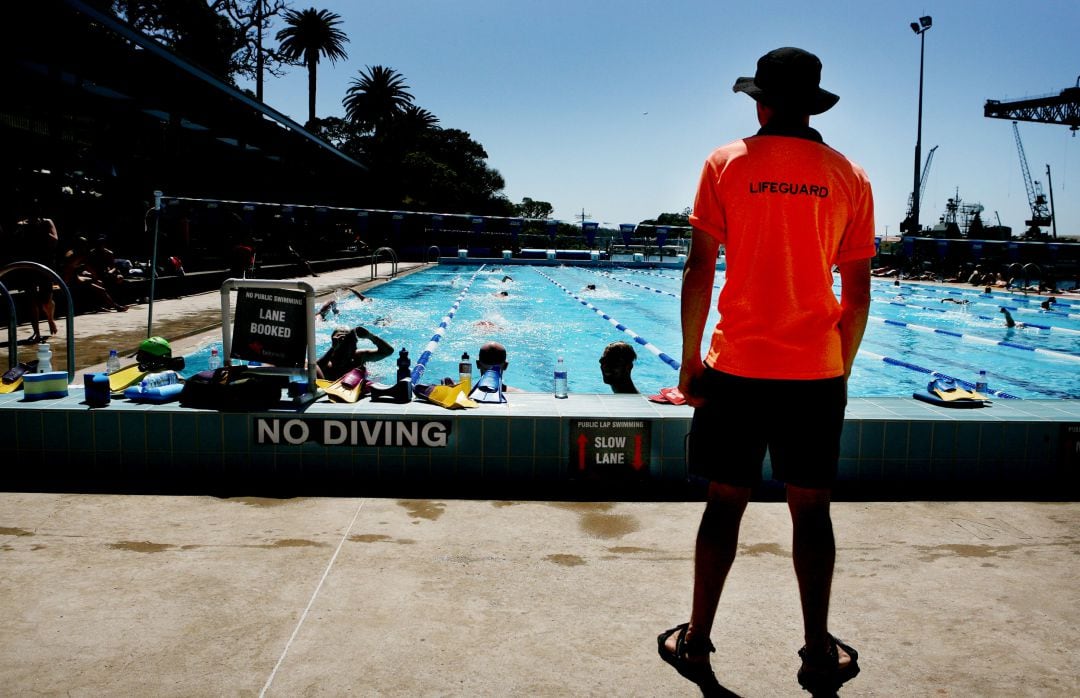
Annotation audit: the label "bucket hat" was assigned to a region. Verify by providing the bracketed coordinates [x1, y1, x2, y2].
[732, 47, 839, 115]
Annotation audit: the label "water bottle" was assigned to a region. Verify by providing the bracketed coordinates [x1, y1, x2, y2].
[139, 371, 178, 389]
[554, 355, 568, 398]
[458, 352, 472, 392]
[37, 341, 52, 373]
[975, 370, 988, 394]
[208, 346, 221, 370]
[106, 349, 121, 374]
[396, 348, 411, 382]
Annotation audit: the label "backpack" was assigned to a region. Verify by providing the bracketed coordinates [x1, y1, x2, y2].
[179, 366, 283, 411]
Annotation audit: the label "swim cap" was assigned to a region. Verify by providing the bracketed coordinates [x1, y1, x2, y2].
[138, 336, 172, 358]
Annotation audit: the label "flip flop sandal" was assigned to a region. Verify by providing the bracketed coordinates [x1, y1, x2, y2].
[797, 634, 860, 695]
[657, 622, 716, 684]
[2, 360, 38, 385]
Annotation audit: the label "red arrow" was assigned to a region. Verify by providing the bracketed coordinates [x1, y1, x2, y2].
[577, 433, 587, 470]
[632, 434, 643, 470]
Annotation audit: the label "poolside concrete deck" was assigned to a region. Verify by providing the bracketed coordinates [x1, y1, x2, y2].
[2, 263, 1078, 695]
[1, 493, 1077, 696]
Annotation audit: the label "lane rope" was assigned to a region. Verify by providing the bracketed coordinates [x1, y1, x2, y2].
[410, 265, 486, 385]
[867, 315, 1080, 363]
[878, 298, 1080, 335]
[859, 350, 1021, 399]
[535, 268, 681, 372]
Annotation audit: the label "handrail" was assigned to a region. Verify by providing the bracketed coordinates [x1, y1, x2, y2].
[425, 245, 441, 264]
[0, 280, 17, 369]
[0, 261, 77, 381]
[370, 247, 399, 280]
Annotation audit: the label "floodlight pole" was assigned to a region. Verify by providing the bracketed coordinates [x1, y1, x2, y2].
[910, 16, 931, 234]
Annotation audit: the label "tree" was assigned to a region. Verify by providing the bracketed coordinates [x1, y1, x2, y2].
[343, 65, 414, 136]
[276, 7, 349, 126]
[103, 0, 292, 87]
[515, 198, 554, 220]
[217, 0, 291, 99]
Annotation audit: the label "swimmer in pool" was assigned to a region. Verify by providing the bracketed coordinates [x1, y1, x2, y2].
[473, 341, 521, 393]
[316, 325, 394, 381]
[316, 299, 339, 321]
[599, 341, 639, 394]
[1000, 307, 1024, 329]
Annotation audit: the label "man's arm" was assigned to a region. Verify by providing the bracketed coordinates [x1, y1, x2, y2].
[354, 326, 395, 362]
[837, 258, 871, 379]
[679, 228, 720, 405]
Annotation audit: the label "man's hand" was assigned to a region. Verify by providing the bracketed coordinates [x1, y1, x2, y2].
[678, 361, 707, 407]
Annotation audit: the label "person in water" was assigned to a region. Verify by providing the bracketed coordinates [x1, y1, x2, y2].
[599, 341, 639, 394]
[316, 325, 394, 381]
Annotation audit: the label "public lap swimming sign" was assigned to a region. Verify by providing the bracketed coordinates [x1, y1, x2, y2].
[230, 288, 308, 365]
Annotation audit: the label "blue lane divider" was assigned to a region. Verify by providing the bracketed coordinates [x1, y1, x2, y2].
[868, 315, 1080, 363]
[629, 267, 726, 291]
[881, 284, 1079, 318]
[880, 298, 1080, 335]
[536, 269, 681, 372]
[583, 268, 680, 298]
[859, 349, 1021, 399]
[410, 265, 486, 385]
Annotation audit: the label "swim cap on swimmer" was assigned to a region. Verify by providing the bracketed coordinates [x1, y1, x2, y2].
[138, 336, 172, 358]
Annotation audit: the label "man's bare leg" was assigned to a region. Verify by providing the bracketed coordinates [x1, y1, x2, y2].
[787, 484, 852, 669]
[665, 481, 751, 661]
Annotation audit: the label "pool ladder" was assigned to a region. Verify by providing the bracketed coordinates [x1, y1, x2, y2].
[0, 261, 77, 381]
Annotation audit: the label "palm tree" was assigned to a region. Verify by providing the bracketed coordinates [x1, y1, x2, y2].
[343, 65, 414, 135]
[276, 8, 349, 125]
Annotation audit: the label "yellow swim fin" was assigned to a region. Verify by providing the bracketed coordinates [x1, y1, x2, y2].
[415, 382, 477, 409]
[109, 363, 149, 393]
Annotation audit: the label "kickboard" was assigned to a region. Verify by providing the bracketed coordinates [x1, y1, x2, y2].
[109, 364, 149, 393]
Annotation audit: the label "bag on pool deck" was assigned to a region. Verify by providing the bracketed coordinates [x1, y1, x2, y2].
[179, 365, 283, 410]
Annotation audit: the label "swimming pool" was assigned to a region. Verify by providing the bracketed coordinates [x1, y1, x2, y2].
[183, 264, 1080, 399]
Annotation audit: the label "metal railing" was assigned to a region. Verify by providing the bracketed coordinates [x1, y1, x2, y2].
[425, 246, 442, 264]
[370, 247, 399, 281]
[0, 261, 77, 380]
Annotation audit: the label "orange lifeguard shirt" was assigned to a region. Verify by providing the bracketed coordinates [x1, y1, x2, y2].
[689, 127, 875, 379]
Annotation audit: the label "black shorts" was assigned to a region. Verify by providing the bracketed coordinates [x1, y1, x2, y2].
[687, 367, 847, 489]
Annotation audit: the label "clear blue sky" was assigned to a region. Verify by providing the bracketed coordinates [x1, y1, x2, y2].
[243, 0, 1080, 237]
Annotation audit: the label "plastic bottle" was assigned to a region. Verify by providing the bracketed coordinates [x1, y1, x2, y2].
[458, 352, 472, 392]
[37, 341, 52, 373]
[554, 355, 568, 398]
[208, 346, 221, 370]
[975, 370, 988, 394]
[106, 349, 121, 374]
[139, 371, 178, 389]
[396, 348, 411, 382]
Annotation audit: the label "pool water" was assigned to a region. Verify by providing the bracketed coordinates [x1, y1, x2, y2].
[184, 264, 1080, 399]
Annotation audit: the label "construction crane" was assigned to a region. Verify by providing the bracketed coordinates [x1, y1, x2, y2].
[901, 145, 937, 234]
[1010, 121, 1053, 234]
[985, 78, 1080, 133]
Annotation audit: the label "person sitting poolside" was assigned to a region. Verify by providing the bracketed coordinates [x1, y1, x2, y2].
[316, 325, 394, 381]
[599, 341, 639, 394]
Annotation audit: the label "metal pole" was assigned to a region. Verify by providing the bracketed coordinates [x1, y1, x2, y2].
[1045, 164, 1057, 239]
[911, 29, 926, 234]
[147, 190, 162, 338]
